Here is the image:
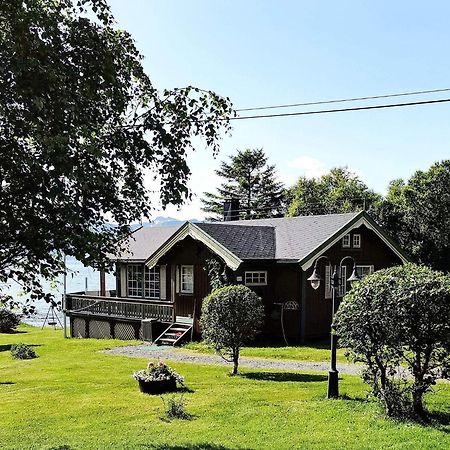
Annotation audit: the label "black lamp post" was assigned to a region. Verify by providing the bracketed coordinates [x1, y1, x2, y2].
[307, 255, 360, 398]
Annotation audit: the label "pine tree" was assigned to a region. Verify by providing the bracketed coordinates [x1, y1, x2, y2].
[201, 149, 285, 220]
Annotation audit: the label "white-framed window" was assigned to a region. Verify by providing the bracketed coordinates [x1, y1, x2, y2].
[127, 264, 160, 298]
[245, 271, 267, 286]
[127, 264, 143, 297]
[180, 265, 194, 294]
[144, 266, 160, 298]
[353, 234, 361, 248]
[325, 265, 347, 298]
[356, 265, 374, 278]
[342, 234, 351, 248]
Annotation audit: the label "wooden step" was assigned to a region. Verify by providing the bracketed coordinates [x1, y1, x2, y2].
[153, 321, 193, 346]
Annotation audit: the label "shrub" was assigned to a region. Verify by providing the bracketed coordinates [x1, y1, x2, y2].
[335, 263, 450, 419]
[0, 308, 21, 333]
[200, 284, 265, 375]
[160, 394, 191, 420]
[11, 343, 37, 360]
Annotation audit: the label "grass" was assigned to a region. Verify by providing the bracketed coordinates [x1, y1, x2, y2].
[180, 340, 349, 363]
[0, 326, 449, 449]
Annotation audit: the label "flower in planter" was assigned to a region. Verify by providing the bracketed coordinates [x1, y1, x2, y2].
[133, 360, 184, 384]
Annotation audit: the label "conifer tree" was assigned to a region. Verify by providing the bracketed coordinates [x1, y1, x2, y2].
[201, 149, 285, 220]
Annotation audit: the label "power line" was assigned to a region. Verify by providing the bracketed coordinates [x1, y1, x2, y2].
[236, 87, 450, 112]
[230, 98, 450, 121]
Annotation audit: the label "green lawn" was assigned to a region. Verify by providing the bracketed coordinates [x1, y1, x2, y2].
[1, 326, 449, 450]
[180, 340, 348, 363]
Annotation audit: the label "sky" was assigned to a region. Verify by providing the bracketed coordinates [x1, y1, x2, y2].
[109, 0, 450, 220]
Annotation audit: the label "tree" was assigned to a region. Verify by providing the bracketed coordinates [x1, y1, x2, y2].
[335, 264, 450, 419]
[287, 167, 380, 216]
[0, 0, 233, 310]
[376, 160, 450, 271]
[200, 285, 265, 375]
[201, 148, 285, 220]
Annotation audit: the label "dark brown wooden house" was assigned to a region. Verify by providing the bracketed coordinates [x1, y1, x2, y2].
[65, 211, 408, 344]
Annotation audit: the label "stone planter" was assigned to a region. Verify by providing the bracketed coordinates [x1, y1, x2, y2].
[137, 378, 177, 395]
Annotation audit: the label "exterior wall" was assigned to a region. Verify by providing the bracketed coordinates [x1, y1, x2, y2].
[158, 236, 213, 333]
[157, 237, 302, 340]
[233, 262, 301, 341]
[301, 223, 403, 339]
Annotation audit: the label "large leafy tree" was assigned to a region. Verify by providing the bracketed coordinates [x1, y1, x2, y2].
[0, 0, 233, 310]
[201, 148, 285, 220]
[335, 264, 450, 419]
[376, 160, 450, 271]
[287, 167, 380, 216]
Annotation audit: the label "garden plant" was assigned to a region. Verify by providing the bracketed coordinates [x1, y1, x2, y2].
[200, 284, 265, 375]
[335, 263, 450, 419]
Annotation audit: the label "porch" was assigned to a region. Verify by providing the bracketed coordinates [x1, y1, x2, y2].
[65, 292, 177, 341]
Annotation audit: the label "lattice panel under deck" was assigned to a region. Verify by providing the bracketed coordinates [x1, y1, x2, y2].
[89, 320, 112, 339]
[72, 318, 86, 338]
[114, 322, 136, 340]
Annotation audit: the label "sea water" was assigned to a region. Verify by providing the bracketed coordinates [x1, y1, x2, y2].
[1, 257, 116, 327]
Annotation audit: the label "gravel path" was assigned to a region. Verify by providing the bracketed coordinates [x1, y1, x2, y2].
[104, 345, 362, 375]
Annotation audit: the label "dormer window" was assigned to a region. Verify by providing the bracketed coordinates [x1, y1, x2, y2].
[353, 234, 361, 248]
[342, 234, 351, 248]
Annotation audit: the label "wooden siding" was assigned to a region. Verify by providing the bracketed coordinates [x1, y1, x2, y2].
[302, 223, 403, 339]
[233, 262, 301, 341]
[158, 236, 212, 333]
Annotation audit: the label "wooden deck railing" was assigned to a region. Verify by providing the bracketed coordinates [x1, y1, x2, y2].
[65, 294, 174, 323]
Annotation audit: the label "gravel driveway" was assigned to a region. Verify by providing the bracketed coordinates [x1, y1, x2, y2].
[104, 344, 362, 375]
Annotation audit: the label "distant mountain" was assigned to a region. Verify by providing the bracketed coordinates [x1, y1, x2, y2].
[130, 216, 201, 230]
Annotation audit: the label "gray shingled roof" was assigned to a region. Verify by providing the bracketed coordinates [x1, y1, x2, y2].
[118, 225, 181, 261]
[213, 212, 359, 261]
[196, 223, 275, 259]
[117, 212, 360, 263]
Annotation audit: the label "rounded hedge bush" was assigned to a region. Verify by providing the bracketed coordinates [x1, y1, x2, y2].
[0, 308, 21, 333]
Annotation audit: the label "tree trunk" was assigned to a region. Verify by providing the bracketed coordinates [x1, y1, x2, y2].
[231, 348, 239, 375]
[412, 389, 425, 418]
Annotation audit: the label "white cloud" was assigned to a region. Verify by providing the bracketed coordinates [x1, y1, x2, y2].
[289, 155, 328, 179]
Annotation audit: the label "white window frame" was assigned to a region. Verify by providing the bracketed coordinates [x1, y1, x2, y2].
[353, 234, 361, 248]
[338, 266, 347, 297]
[325, 265, 347, 298]
[342, 234, 351, 248]
[127, 264, 160, 299]
[180, 265, 194, 294]
[127, 264, 143, 298]
[144, 266, 160, 299]
[356, 265, 374, 279]
[244, 271, 267, 286]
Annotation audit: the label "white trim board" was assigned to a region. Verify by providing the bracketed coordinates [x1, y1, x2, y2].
[145, 222, 242, 271]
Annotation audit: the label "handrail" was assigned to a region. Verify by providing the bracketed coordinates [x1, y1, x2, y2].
[66, 293, 174, 322]
[67, 293, 174, 307]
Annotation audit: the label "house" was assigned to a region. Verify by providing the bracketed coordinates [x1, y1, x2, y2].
[65, 210, 408, 344]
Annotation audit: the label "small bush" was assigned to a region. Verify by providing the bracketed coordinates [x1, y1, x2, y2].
[200, 285, 265, 375]
[160, 395, 191, 420]
[0, 308, 21, 333]
[11, 343, 38, 360]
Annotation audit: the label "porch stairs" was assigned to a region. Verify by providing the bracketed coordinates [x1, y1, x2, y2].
[153, 316, 193, 346]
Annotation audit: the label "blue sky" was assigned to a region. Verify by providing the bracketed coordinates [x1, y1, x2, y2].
[109, 0, 450, 219]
